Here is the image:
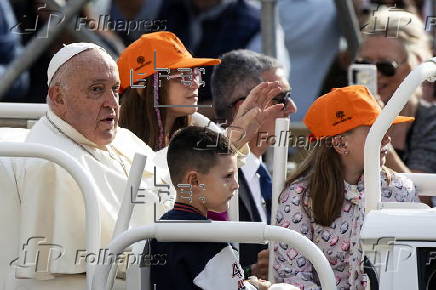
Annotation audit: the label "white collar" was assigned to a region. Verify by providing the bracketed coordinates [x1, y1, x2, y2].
[241, 152, 261, 180]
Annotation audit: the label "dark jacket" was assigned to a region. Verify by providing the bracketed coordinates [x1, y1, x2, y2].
[238, 169, 271, 272]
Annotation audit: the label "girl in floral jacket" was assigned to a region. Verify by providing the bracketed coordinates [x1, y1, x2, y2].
[272, 85, 420, 289]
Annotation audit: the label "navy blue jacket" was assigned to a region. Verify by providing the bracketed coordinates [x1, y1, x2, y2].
[144, 202, 249, 290]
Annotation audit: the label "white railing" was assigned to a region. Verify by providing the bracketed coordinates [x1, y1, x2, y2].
[268, 117, 290, 281]
[0, 103, 48, 119]
[398, 173, 436, 197]
[92, 222, 337, 290]
[107, 153, 147, 290]
[364, 58, 436, 213]
[0, 142, 101, 289]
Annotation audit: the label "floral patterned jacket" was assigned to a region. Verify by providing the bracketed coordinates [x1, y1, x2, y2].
[272, 171, 418, 290]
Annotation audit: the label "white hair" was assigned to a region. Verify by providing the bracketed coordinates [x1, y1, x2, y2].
[361, 7, 432, 65]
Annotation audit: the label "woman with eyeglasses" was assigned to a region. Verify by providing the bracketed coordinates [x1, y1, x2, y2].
[272, 85, 419, 290]
[117, 31, 287, 153]
[354, 8, 436, 205]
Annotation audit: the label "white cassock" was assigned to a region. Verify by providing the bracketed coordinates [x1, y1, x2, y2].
[8, 110, 173, 290]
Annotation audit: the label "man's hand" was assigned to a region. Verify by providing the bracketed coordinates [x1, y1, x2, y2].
[228, 82, 296, 149]
[251, 249, 269, 280]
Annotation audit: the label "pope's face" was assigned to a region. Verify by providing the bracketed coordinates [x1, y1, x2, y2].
[60, 50, 120, 147]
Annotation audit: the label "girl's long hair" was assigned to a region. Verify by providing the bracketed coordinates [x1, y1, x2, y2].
[284, 138, 345, 226]
[284, 135, 393, 227]
[119, 74, 191, 151]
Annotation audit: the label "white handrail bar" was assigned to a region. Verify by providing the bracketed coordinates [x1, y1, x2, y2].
[112, 153, 147, 237]
[0, 103, 48, 119]
[364, 58, 436, 213]
[398, 173, 436, 196]
[268, 117, 290, 282]
[107, 153, 146, 289]
[0, 142, 101, 289]
[93, 222, 336, 290]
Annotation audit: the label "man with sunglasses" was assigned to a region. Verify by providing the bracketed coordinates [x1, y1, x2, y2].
[211, 49, 296, 280]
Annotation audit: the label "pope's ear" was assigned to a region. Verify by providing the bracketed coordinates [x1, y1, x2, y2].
[48, 84, 66, 112]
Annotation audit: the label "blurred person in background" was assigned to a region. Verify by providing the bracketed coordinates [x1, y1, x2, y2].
[0, 0, 30, 102]
[8, 0, 123, 103]
[356, 7, 436, 206]
[278, 0, 340, 121]
[356, 0, 432, 19]
[211, 49, 296, 279]
[86, 0, 165, 46]
[320, 0, 423, 104]
[356, 0, 419, 15]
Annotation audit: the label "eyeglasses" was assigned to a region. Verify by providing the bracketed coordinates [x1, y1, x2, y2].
[167, 67, 204, 86]
[353, 59, 405, 77]
[168, 67, 203, 80]
[228, 90, 292, 108]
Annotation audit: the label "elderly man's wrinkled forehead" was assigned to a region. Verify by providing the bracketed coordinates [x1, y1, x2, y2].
[51, 48, 118, 87]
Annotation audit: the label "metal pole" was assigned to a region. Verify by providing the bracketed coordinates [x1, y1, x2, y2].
[268, 117, 289, 282]
[261, 0, 278, 58]
[0, 0, 90, 101]
[334, 0, 362, 60]
[433, 0, 436, 57]
[261, 2, 284, 282]
[261, 0, 279, 185]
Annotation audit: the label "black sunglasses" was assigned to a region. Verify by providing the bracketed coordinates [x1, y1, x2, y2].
[353, 59, 404, 77]
[228, 90, 292, 108]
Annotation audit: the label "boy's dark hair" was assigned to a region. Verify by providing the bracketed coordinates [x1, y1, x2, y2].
[167, 126, 236, 186]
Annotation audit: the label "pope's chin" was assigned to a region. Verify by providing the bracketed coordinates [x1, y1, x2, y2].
[96, 126, 117, 146]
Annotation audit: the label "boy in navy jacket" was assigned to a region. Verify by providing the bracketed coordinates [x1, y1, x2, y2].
[145, 126, 261, 290]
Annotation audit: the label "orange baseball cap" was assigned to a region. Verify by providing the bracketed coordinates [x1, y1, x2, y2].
[117, 31, 221, 92]
[304, 85, 414, 138]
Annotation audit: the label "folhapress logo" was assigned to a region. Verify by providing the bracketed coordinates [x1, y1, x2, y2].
[9, 1, 65, 38]
[9, 236, 65, 274]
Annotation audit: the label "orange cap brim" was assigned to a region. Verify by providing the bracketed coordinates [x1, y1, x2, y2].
[167, 57, 221, 69]
[392, 116, 415, 124]
[118, 57, 220, 94]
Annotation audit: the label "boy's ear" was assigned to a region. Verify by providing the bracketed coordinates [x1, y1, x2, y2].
[186, 171, 199, 186]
